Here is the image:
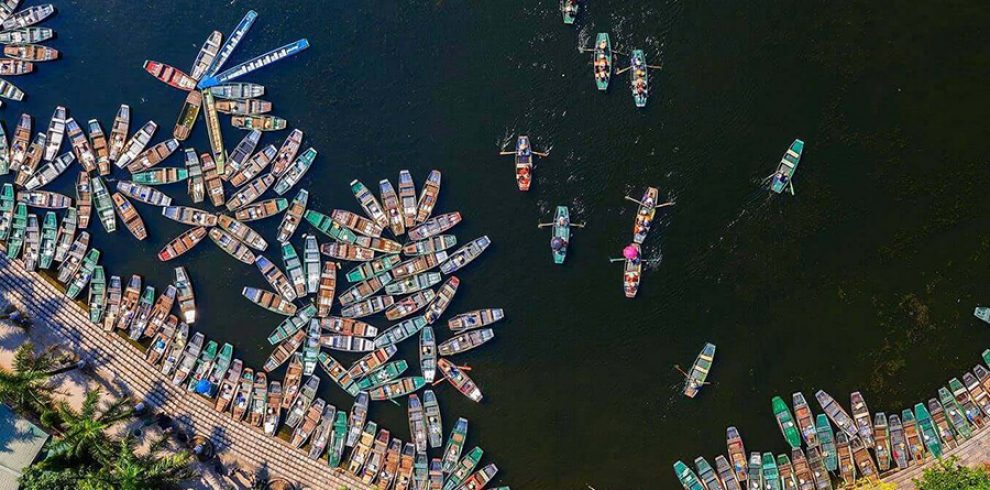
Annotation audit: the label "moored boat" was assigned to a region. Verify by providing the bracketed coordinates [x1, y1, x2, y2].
[914, 402, 942, 459]
[415, 170, 441, 224]
[402, 235, 457, 257]
[815, 414, 837, 471]
[0, 27, 53, 45]
[107, 105, 130, 164]
[26, 152, 73, 191]
[16, 190, 72, 209]
[3, 43, 56, 62]
[208, 227, 256, 264]
[815, 390, 858, 438]
[316, 352, 360, 396]
[208, 82, 265, 100]
[409, 212, 462, 242]
[143, 60, 196, 90]
[54, 229, 87, 283]
[438, 328, 494, 356]
[726, 427, 748, 484]
[115, 120, 157, 170]
[217, 214, 267, 250]
[91, 176, 117, 232]
[437, 358, 482, 402]
[162, 205, 217, 227]
[901, 408, 925, 463]
[75, 172, 92, 229]
[234, 198, 287, 222]
[125, 137, 181, 173]
[420, 326, 437, 383]
[374, 316, 427, 349]
[350, 179, 388, 229]
[263, 329, 306, 372]
[273, 147, 316, 195]
[231, 369, 254, 421]
[282, 242, 307, 298]
[216, 98, 272, 115]
[320, 316, 377, 337]
[322, 334, 375, 353]
[317, 261, 337, 316]
[242, 287, 297, 315]
[88, 119, 112, 175]
[256, 254, 297, 301]
[347, 254, 401, 283]
[174, 266, 197, 324]
[263, 380, 282, 436]
[380, 178, 404, 236]
[229, 144, 276, 187]
[170, 332, 204, 386]
[275, 188, 307, 243]
[386, 271, 441, 296]
[2, 5, 54, 31]
[439, 235, 489, 274]
[248, 371, 268, 427]
[849, 391, 875, 446]
[38, 212, 56, 270]
[285, 376, 319, 428]
[231, 115, 286, 131]
[369, 376, 425, 401]
[173, 90, 202, 141]
[850, 433, 879, 482]
[424, 275, 459, 323]
[321, 241, 375, 262]
[772, 395, 802, 449]
[189, 30, 222, 81]
[5, 204, 27, 260]
[214, 359, 243, 413]
[928, 397, 958, 451]
[347, 346, 398, 380]
[266, 304, 316, 345]
[116, 181, 172, 206]
[20, 213, 38, 271]
[111, 193, 147, 240]
[281, 353, 304, 410]
[889, 413, 909, 469]
[132, 167, 188, 186]
[424, 389, 442, 448]
[271, 128, 303, 177]
[184, 149, 205, 203]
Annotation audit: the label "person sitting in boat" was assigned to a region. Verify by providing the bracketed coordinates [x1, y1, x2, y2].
[557, 216, 568, 226]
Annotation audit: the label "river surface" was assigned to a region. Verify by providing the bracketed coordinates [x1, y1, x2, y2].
[6, 1, 990, 488]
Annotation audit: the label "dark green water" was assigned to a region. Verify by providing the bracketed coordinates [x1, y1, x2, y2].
[6, 0, 990, 487]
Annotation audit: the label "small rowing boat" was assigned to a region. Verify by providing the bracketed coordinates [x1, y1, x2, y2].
[42, 106, 65, 162]
[305, 209, 359, 243]
[266, 305, 316, 345]
[21, 214, 38, 271]
[333, 209, 383, 237]
[424, 276, 459, 323]
[38, 212, 56, 270]
[385, 290, 436, 321]
[420, 327, 437, 383]
[228, 144, 275, 187]
[416, 170, 441, 224]
[216, 98, 272, 115]
[264, 329, 307, 373]
[227, 130, 261, 181]
[792, 392, 819, 448]
[189, 30, 222, 81]
[126, 137, 180, 173]
[380, 179, 404, 236]
[226, 173, 275, 210]
[771, 139, 804, 194]
[850, 391, 875, 446]
[629, 50, 649, 107]
[816, 414, 838, 471]
[512, 136, 533, 191]
[272, 129, 303, 177]
[214, 359, 243, 413]
[339, 272, 391, 306]
[2, 5, 53, 30]
[322, 335, 375, 353]
[256, 254, 297, 301]
[202, 92, 225, 174]
[273, 147, 316, 195]
[16, 190, 71, 209]
[560, 0, 579, 24]
[317, 352, 360, 395]
[316, 262, 337, 316]
[351, 179, 388, 229]
[263, 380, 282, 436]
[355, 360, 407, 391]
[242, 287, 297, 315]
[374, 316, 427, 348]
[111, 193, 147, 240]
[75, 173, 92, 229]
[173, 90, 202, 141]
[162, 206, 217, 227]
[815, 390, 858, 438]
[208, 82, 265, 99]
[632, 187, 659, 244]
[303, 234, 320, 294]
[438, 328, 494, 356]
[347, 346, 398, 379]
[173, 266, 196, 324]
[285, 376, 319, 428]
[772, 395, 801, 449]
[116, 181, 172, 207]
[184, 150, 205, 203]
[424, 390, 443, 448]
[231, 369, 254, 421]
[347, 254, 401, 283]
[25, 152, 73, 190]
[408, 212, 462, 241]
[385, 272, 441, 295]
[217, 214, 267, 251]
[440, 235, 490, 274]
[321, 241, 375, 262]
[108, 105, 130, 164]
[115, 120, 157, 170]
[234, 198, 287, 222]
[282, 242, 307, 298]
[232, 115, 286, 131]
[402, 235, 456, 257]
[88, 120, 112, 175]
[341, 295, 394, 319]
[0, 27, 53, 44]
[320, 316, 377, 337]
[593, 33, 611, 91]
[370, 377, 425, 401]
[209, 228, 256, 264]
[143, 60, 196, 91]
[437, 358, 482, 402]
[441, 417, 468, 473]
[3, 43, 56, 62]
[6, 203, 29, 260]
[915, 402, 942, 459]
[623, 243, 642, 298]
[550, 206, 570, 264]
[683, 342, 715, 398]
[448, 308, 503, 332]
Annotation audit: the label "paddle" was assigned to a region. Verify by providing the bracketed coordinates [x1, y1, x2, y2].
[615, 66, 632, 75]
[537, 223, 554, 228]
[789, 181, 796, 196]
[674, 364, 690, 378]
[608, 257, 625, 263]
[647, 64, 662, 70]
[570, 223, 587, 228]
[498, 151, 516, 156]
[533, 150, 550, 158]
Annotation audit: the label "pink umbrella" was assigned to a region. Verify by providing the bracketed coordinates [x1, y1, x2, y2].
[623, 244, 639, 260]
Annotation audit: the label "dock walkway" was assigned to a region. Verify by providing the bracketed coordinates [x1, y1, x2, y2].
[882, 425, 990, 488]
[0, 253, 372, 490]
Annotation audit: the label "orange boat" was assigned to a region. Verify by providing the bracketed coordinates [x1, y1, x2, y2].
[143, 60, 196, 91]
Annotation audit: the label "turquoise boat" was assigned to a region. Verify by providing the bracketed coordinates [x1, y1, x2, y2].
[975, 307, 990, 323]
[772, 396, 802, 449]
[0, 183, 14, 241]
[132, 167, 188, 186]
[815, 414, 837, 471]
[347, 254, 402, 283]
[444, 447, 483, 490]
[630, 50, 649, 108]
[6, 202, 26, 258]
[87, 265, 107, 324]
[186, 340, 219, 392]
[762, 452, 781, 490]
[328, 410, 348, 468]
[560, 0, 578, 24]
[938, 386, 973, 439]
[771, 139, 804, 194]
[303, 209, 357, 243]
[207, 343, 234, 395]
[914, 402, 943, 458]
[593, 33, 611, 91]
[66, 249, 100, 300]
[551, 206, 570, 264]
[38, 211, 56, 269]
[355, 360, 408, 391]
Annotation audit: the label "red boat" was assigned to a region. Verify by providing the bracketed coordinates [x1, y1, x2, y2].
[143, 60, 196, 91]
[514, 136, 532, 191]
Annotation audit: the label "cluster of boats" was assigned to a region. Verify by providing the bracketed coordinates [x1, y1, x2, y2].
[674, 348, 990, 490]
[0, 3, 60, 104]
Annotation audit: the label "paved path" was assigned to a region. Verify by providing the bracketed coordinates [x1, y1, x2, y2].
[0, 252, 372, 490]
[881, 423, 990, 488]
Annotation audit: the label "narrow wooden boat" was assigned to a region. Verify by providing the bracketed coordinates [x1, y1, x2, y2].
[348, 421, 377, 473]
[0, 27, 54, 44]
[379, 179, 405, 236]
[308, 403, 337, 459]
[0, 77, 23, 101]
[214, 359, 243, 412]
[963, 371, 990, 418]
[0, 184, 13, 240]
[170, 332, 204, 386]
[512, 135, 533, 191]
[437, 358, 482, 402]
[126, 286, 156, 340]
[347, 254, 402, 283]
[208, 82, 265, 99]
[9, 114, 30, 172]
[848, 392, 875, 447]
[126, 138, 180, 173]
[303, 210, 356, 243]
[146, 316, 179, 366]
[25, 152, 73, 191]
[322, 334, 375, 352]
[771, 139, 804, 194]
[317, 261, 337, 316]
[228, 144, 275, 187]
[950, 377, 987, 427]
[65, 118, 97, 173]
[108, 105, 130, 164]
[902, 408, 925, 463]
[17, 190, 71, 209]
[420, 326, 437, 383]
[629, 50, 650, 108]
[14, 132, 45, 187]
[143, 60, 196, 90]
[888, 413, 909, 469]
[231, 369, 254, 421]
[281, 353, 304, 410]
[332, 209, 383, 239]
[1, 5, 53, 30]
[321, 241, 375, 262]
[716, 455, 743, 490]
[386, 272, 441, 296]
[392, 170, 418, 229]
[440, 235, 490, 274]
[174, 266, 197, 324]
[232, 115, 286, 131]
[162, 205, 216, 227]
[377, 439, 403, 489]
[914, 402, 943, 459]
[273, 147, 315, 195]
[632, 187, 659, 244]
[264, 329, 306, 372]
[203, 37, 309, 88]
[593, 33, 611, 90]
[394, 443, 416, 490]
[302, 318, 321, 375]
[424, 276, 459, 324]
[339, 274, 392, 306]
[264, 129, 303, 178]
[815, 390, 858, 438]
[204, 10, 258, 79]
[320, 316, 377, 337]
[38, 212, 56, 270]
[115, 120, 157, 170]
[256, 254, 297, 301]
[111, 193, 147, 240]
[374, 316, 427, 349]
[805, 447, 831, 490]
[189, 30, 222, 81]
[173, 90, 202, 141]
[234, 198, 287, 222]
[204, 343, 233, 396]
[179, 151, 204, 204]
[407, 394, 428, 454]
[42, 106, 65, 162]
[20, 213, 38, 270]
[0, 1, 22, 23]
[926, 398, 956, 452]
[347, 346, 398, 380]
[413, 455, 429, 490]
[850, 434, 879, 484]
[409, 212, 461, 241]
[263, 380, 283, 436]
[550, 205, 571, 264]
[282, 242, 307, 298]
[143, 284, 176, 338]
[215, 214, 266, 251]
[116, 181, 172, 207]
[428, 459, 443, 489]
[159, 321, 189, 375]
[386, 290, 435, 321]
[561, 0, 579, 24]
[247, 372, 268, 427]
[350, 179, 388, 229]
[285, 375, 319, 428]
[102, 274, 122, 332]
[341, 295, 394, 319]
[75, 173, 92, 229]
[216, 98, 271, 115]
[132, 167, 187, 186]
[438, 328, 493, 356]
[3, 43, 56, 61]
[355, 425, 386, 478]
[316, 352, 360, 396]
[448, 308, 503, 333]
[696, 457, 725, 490]
[54, 228, 86, 283]
[87, 120, 112, 176]
[789, 393, 818, 449]
[402, 236, 456, 258]
[291, 398, 326, 447]
[441, 417, 468, 473]
[815, 414, 838, 471]
[745, 453, 761, 490]
[303, 234, 320, 293]
[266, 304, 316, 345]
[209, 227, 256, 264]
[393, 252, 450, 282]
[242, 287, 297, 315]
[0, 124, 9, 176]
[5, 204, 27, 260]
[772, 395, 801, 449]
[725, 427, 748, 484]
[422, 389, 443, 448]
[202, 91, 226, 174]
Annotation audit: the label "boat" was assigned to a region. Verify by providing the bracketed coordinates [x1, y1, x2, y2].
[17, 190, 72, 209]
[203, 10, 258, 79]
[234, 198, 287, 221]
[341, 295, 394, 319]
[319, 317, 377, 338]
[632, 187, 659, 244]
[699, 456, 726, 490]
[369, 376, 425, 401]
[405, 394, 429, 454]
[161, 206, 216, 227]
[179, 150, 205, 203]
[402, 236, 457, 258]
[353, 235, 402, 254]
[420, 326, 437, 383]
[189, 30, 222, 81]
[228, 144, 275, 187]
[268, 129, 304, 177]
[761, 452, 780, 490]
[116, 181, 172, 206]
[173, 90, 203, 141]
[915, 402, 943, 459]
[375, 317, 427, 349]
[127, 286, 155, 340]
[360, 427, 390, 483]
[409, 212, 461, 242]
[263, 329, 306, 372]
[850, 435, 879, 484]
[560, 0, 579, 24]
[107, 105, 130, 164]
[316, 352, 360, 395]
[65, 119, 97, 173]
[142, 285, 176, 338]
[0, 125, 8, 175]
[322, 334, 374, 353]
[348, 421, 377, 475]
[302, 319, 321, 375]
[302, 211, 356, 244]
[282, 242, 307, 298]
[938, 385, 971, 443]
[438, 328, 494, 356]
[675, 461, 707, 490]
[683, 342, 715, 398]
[0, 77, 23, 101]
[215, 98, 271, 116]
[9, 114, 30, 172]
[346, 255, 400, 285]
[424, 276, 459, 323]
[2, 5, 53, 30]
[0, 185, 13, 241]
[313, 262, 339, 317]
[716, 455, 743, 490]
[623, 243, 642, 298]
[126, 138, 181, 173]
[231, 115, 286, 131]
[266, 304, 316, 345]
[209, 228, 256, 264]
[214, 359, 243, 413]
[54, 229, 86, 283]
[112, 274, 140, 333]
[889, 413, 909, 469]
[202, 92, 226, 174]
[242, 287, 296, 315]
[805, 447, 831, 490]
[902, 408, 925, 463]
[377, 439, 402, 489]
[111, 193, 147, 240]
[950, 376, 987, 428]
[439, 417, 469, 475]
[256, 254, 296, 301]
[964, 371, 990, 418]
[873, 412, 891, 472]
[308, 403, 337, 459]
[116, 120, 157, 170]
[815, 414, 837, 471]
[927, 398, 957, 452]
[285, 376, 319, 428]
[428, 459, 443, 490]
[975, 307, 990, 324]
[439, 236, 490, 274]
[454, 464, 497, 490]
[347, 346, 398, 379]
[744, 454, 763, 490]
[273, 147, 316, 195]
[15, 128, 43, 186]
[20, 213, 38, 270]
[626, 50, 650, 108]
[231, 369, 254, 421]
[92, 176, 120, 232]
[772, 395, 802, 448]
[38, 212, 56, 270]
[281, 354, 304, 410]
[248, 372, 268, 427]
[385, 272, 440, 296]
[848, 391, 875, 446]
[171, 266, 196, 325]
[415, 170, 441, 224]
[340, 274, 392, 306]
[346, 180, 387, 230]
[377, 179, 405, 236]
[159, 321, 188, 375]
[207, 82, 265, 100]
[204, 343, 233, 396]
[263, 380, 282, 436]
[41, 106, 66, 163]
[74, 173, 92, 230]
[213, 215, 266, 251]
[422, 389, 443, 448]
[87, 120, 111, 176]
[393, 170, 418, 229]
[0, 27, 53, 44]
[547, 205, 572, 264]
[346, 392, 370, 447]
[394, 443, 416, 490]
[593, 33, 611, 90]
[788, 396, 817, 451]
[143, 60, 196, 90]
[437, 358, 483, 402]
[771, 140, 804, 194]
[146, 316, 180, 366]
[132, 167, 187, 186]
[509, 135, 535, 192]
[815, 390, 858, 438]
[443, 446, 482, 490]
[170, 332, 204, 386]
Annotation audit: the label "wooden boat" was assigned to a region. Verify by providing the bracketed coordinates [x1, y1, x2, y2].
[724, 428, 748, 485]
[14, 132, 45, 187]
[65, 118, 97, 173]
[234, 198, 287, 222]
[424, 276, 459, 323]
[347, 346, 398, 379]
[248, 372, 268, 427]
[146, 316, 179, 366]
[393, 170, 418, 229]
[805, 447, 831, 490]
[815, 390, 857, 438]
[126, 138, 180, 173]
[422, 389, 443, 448]
[204, 343, 233, 396]
[127, 286, 156, 339]
[9, 114, 30, 172]
[560, 0, 579, 24]
[320, 318, 377, 340]
[629, 50, 650, 108]
[285, 376, 319, 428]
[4, 43, 56, 62]
[761, 452, 780, 490]
[273, 147, 316, 195]
[963, 371, 990, 418]
[263, 380, 282, 436]
[256, 254, 297, 301]
[111, 193, 147, 240]
[102, 274, 122, 332]
[202, 36, 309, 87]
[242, 287, 296, 315]
[632, 187, 659, 244]
[304, 209, 357, 243]
[20, 213, 38, 271]
[549, 206, 571, 264]
[216, 98, 272, 116]
[928, 397, 958, 451]
[0, 1, 22, 22]
[316, 352, 360, 396]
[302, 319, 321, 375]
[17, 190, 72, 209]
[162, 206, 217, 227]
[393, 443, 416, 490]
[0, 27, 54, 44]
[216, 215, 266, 251]
[228, 144, 275, 187]
[350, 179, 388, 229]
[950, 377, 987, 428]
[5, 204, 26, 259]
[386, 272, 442, 296]
[440, 235, 490, 274]
[173, 90, 202, 141]
[348, 395, 373, 452]
[348, 421, 377, 474]
[333, 209, 384, 238]
[38, 212, 56, 270]
[420, 326, 437, 383]
[202, 92, 226, 174]
[142, 284, 176, 338]
[209, 228, 256, 264]
[339, 274, 392, 306]
[360, 426, 390, 481]
[214, 359, 243, 412]
[143, 60, 196, 90]
[107, 105, 130, 164]
[303, 234, 320, 294]
[341, 295, 395, 319]
[412, 455, 429, 490]
[374, 316, 427, 349]
[850, 435, 879, 484]
[271, 129, 303, 177]
[888, 413, 909, 469]
[771, 139, 804, 194]
[317, 261, 337, 316]
[0, 185, 13, 241]
[815, 414, 838, 471]
[428, 458, 443, 489]
[170, 332, 204, 386]
[449, 303, 500, 343]
[321, 241, 376, 262]
[88, 120, 112, 176]
[0, 78, 23, 101]
[790, 393, 818, 448]
[379, 179, 405, 236]
[116, 120, 157, 170]
[902, 408, 925, 463]
[282, 242, 307, 298]
[281, 354, 304, 410]
[696, 457, 724, 490]
[132, 167, 188, 186]
[41, 106, 66, 162]
[437, 358, 482, 402]
[914, 402, 943, 459]
[415, 171, 442, 224]
[409, 212, 461, 241]
[174, 266, 197, 324]
[25, 151, 73, 191]
[406, 394, 428, 454]
[354, 235, 402, 254]
[393, 251, 450, 281]
[263, 329, 306, 372]
[266, 304, 316, 345]
[231, 369, 254, 421]
[308, 403, 337, 459]
[116, 181, 172, 206]
[0, 124, 9, 176]
[377, 439, 402, 489]
[772, 395, 801, 449]
[745, 454, 765, 490]
[511, 135, 534, 191]
[438, 328, 493, 356]
[716, 455, 743, 490]
[344, 255, 401, 285]
[291, 398, 326, 446]
[208, 82, 265, 99]
[975, 307, 990, 324]
[848, 392, 875, 447]
[2, 5, 53, 30]
[402, 235, 456, 257]
[441, 417, 468, 473]
[75, 173, 92, 229]
[683, 342, 715, 398]
[159, 321, 189, 375]
[54, 229, 86, 283]
[232, 115, 286, 131]
[593, 33, 611, 90]
[189, 30, 222, 81]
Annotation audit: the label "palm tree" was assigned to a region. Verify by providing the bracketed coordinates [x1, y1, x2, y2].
[43, 389, 134, 463]
[0, 343, 59, 418]
[93, 435, 196, 490]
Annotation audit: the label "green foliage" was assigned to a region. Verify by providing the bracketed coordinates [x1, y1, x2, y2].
[43, 389, 134, 463]
[0, 343, 58, 418]
[914, 457, 990, 490]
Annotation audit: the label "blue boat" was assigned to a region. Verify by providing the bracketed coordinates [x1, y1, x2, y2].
[198, 39, 310, 89]
[771, 139, 804, 194]
[201, 10, 258, 83]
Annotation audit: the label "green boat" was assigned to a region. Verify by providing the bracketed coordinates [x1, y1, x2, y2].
[282, 242, 306, 299]
[384, 271, 441, 295]
[355, 360, 408, 391]
[939, 386, 973, 439]
[974, 307, 990, 324]
[683, 342, 715, 398]
[38, 211, 56, 269]
[132, 167, 189, 185]
[914, 402, 943, 458]
[374, 316, 427, 348]
[328, 410, 348, 468]
[771, 139, 804, 194]
[6, 203, 26, 258]
[772, 396, 802, 449]
[369, 376, 425, 400]
[207, 343, 234, 395]
[673, 460, 705, 490]
[815, 414, 837, 471]
[303, 209, 357, 243]
[0, 183, 14, 241]
[186, 340, 219, 392]
[347, 254, 402, 283]
[66, 249, 100, 300]
[90, 176, 116, 232]
[550, 206, 570, 264]
[316, 352, 360, 396]
[762, 452, 781, 490]
[87, 266, 107, 324]
[593, 33, 611, 91]
[266, 303, 316, 345]
[441, 418, 468, 473]
[273, 147, 316, 195]
[629, 50, 649, 108]
[560, 0, 578, 24]
[443, 447, 483, 490]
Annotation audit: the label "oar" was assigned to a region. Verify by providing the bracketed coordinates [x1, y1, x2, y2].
[623, 195, 646, 206]
[537, 223, 554, 228]
[613, 50, 629, 56]
[615, 66, 632, 75]
[498, 151, 516, 156]
[789, 182, 796, 196]
[608, 257, 626, 263]
[432, 378, 447, 387]
[647, 64, 663, 70]
[533, 151, 550, 158]
[674, 364, 690, 379]
[388, 399, 401, 407]
[656, 201, 675, 209]
[571, 223, 587, 228]
[457, 364, 472, 372]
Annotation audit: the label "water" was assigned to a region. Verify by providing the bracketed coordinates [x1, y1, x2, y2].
[6, 0, 990, 487]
